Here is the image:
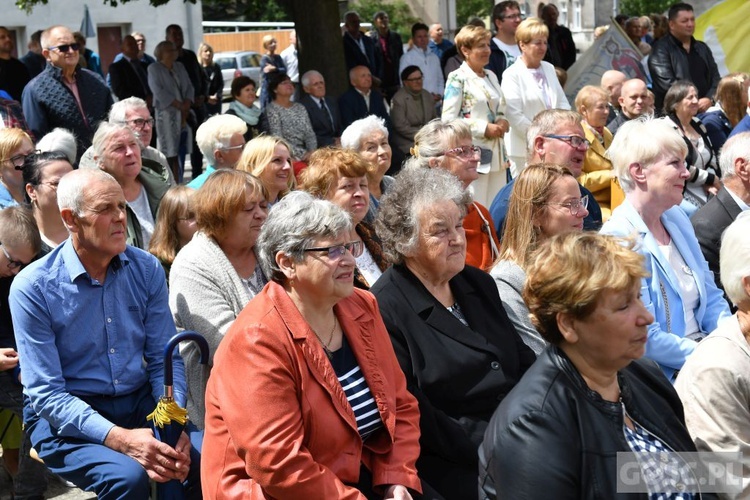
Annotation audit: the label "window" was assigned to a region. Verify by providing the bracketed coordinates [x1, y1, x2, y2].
[572, 0, 582, 31]
[559, 1, 569, 26]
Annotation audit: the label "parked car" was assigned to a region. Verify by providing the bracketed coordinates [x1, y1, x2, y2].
[214, 50, 262, 100]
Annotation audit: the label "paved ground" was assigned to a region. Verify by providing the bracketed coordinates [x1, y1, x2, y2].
[0, 454, 95, 499]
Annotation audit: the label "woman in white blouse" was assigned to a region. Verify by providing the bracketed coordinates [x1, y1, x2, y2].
[442, 25, 510, 207]
[501, 17, 570, 178]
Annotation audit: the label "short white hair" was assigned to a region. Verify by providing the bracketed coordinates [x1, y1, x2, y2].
[91, 122, 136, 168]
[720, 212, 750, 306]
[340, 115, 388, 151]
[57, 169, 119, 216]
[195, 114, 247, 164]
[719, 132, 750, 179]
[36, 128, 77, 164]
[607, 117, 687, 193]
[301, 70, 322, 88]
[108, 97, 149, 124]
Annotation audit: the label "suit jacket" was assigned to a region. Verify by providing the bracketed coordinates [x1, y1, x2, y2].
[500, 59, 570, 162]
[201, 282, 422, 499]
[370, 29, 403, 87]
[338, 87, 390, 130]
[371, 264, 535, 499]
[389, 87, 436, 155]
[299, 94, 342, 147]
[601, 200, 731, 380]
[343, 31, 378, 76]
[108, 57, 151, 101]
[691, 186, 743, 298]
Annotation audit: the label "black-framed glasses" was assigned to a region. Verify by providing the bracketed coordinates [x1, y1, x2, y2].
[304, 241, 363, 260]
[544, 134, 591, 149]
[546, 195, 589, 216]
[124, 118, 154, 129]
[5, 150, 37, 170]
[404, 75, 423, 82]
[47, 43, 80, 53]
[500, 13, 525, 21]
[443, 145, 481, 159]
[0, 243, 26, 270]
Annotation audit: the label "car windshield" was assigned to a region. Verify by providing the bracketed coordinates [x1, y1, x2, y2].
[216, 57, 237, 70]
[241, 54, 261, 68]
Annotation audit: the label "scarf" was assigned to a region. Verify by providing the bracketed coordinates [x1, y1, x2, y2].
[228, 100, 261, 126]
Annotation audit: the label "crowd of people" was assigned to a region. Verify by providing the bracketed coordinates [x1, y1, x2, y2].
[1, 1, 749, 498]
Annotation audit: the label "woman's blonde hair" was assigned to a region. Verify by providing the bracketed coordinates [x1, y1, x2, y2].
[574, 85, 609, 116]
[298, 148, 371, 199]
[0, 128, 32, 169]
[148, 185, 194, 266]
[515, 17, 549, 44]
[454, 25, 491, 56]
[498, 163, 575, 269]
[197, 42, 214, 65]
[237, 135, 295, 199]
[262, 35, 276, 51]
[523, 232, 648, 345]
[715, 73, 749, 127]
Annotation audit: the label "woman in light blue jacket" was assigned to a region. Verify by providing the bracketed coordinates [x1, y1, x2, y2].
[601, 118, 731, 381]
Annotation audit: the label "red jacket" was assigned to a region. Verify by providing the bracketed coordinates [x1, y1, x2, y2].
[465, 202, 500, 272]
[201, 281, 422, 499]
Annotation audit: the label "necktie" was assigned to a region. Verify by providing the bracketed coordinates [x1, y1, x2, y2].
[319, 98, 334, 128]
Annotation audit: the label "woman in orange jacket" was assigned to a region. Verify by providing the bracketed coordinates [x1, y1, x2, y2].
[201, 191, 423, 499]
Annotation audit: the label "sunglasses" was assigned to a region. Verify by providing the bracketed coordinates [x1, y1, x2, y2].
[47, 43, 80, 53]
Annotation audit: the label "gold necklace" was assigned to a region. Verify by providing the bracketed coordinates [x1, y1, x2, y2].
[314, 316, 337, 359]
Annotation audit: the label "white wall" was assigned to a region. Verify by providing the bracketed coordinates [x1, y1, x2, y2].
[4, 0, 203, 58]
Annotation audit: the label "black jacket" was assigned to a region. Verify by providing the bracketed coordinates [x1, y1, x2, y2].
[648, 34, 720, 113]
[479, 346, 715, 499]
[485, 43, 507, 87]
[370, 29, 403, 89]
[299, 94, 342, 147]
[337, 87, 391, 131]
[108, 58, 151, 101]
[372, 264, 535, 500]
[691, 186, 742, 304]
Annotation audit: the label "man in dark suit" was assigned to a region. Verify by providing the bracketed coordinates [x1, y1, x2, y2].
[692, 132, 750, 301]
[108, 35, 151, 104]
[342, 11, 379, 80]
[370, 11, 403, 102]
[338, 65, 391, 130]
[299, 70, 342, 147]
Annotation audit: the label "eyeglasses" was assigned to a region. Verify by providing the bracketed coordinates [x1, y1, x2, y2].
[4, 151, 36, 170]
[544, 134, 591, 149]
[443, 145, 481, 159]
[47, 43, 80, 53]
[0, 243, 26, 270]
[220, 144, 245, 151]
[124, 118, 154, 129]
[501, 14, 525, 21]
[304, 241, 364, 260]
[404, 76, 423, 82]
[546, 195, 589, 216]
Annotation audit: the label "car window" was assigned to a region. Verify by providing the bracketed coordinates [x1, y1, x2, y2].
[241, 54, 260, 68]
[216, 57, 237, 70]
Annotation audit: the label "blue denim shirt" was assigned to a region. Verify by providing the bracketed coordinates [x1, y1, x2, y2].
[9, 239, 185, 444]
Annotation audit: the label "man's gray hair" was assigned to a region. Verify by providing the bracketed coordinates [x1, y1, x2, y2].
[719, 132, 750, 179]
[301, 70, 323, 89]
[411, 119, 472, 168]
[256, 191, 353, 283]
[526, 109, 582, 160]
[720, 212, 750, 306]
[108, 97, 149, 124]
[376, 162, 471, 264]
[36, 128, 77, 165]
[341, 115, 389, 151]
[195, 114, 248, 164]
[57, 169, 119, 216]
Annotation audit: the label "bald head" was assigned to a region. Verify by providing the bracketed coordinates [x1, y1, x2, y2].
[600, 70, 627, 106]
[618, 79, 649, 119]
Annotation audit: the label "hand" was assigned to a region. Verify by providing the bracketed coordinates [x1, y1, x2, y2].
[384, 485, 413, 500]
[181, 101, 192, 114]
[208, 96, 218, 105]
[263, 64, 277, 73]
[0, 348, 19, 371]
[485, 122, 506, 139]
[431, 93, 442, 102]
[104, 427, 191, 483]
[697, 97, 713, 113]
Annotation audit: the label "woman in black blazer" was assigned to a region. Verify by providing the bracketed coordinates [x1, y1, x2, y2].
[371, 166, 535, 500]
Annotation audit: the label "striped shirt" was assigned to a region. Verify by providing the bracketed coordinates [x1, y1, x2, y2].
[330, 335, 383, 439]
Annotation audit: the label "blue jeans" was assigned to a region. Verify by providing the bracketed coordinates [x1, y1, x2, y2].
[25, 383, 200, 500]
[0, 370, 47, 499]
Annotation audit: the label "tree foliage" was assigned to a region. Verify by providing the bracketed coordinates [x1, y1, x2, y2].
[202, 0, 288, 23]
[619, 0, 672, 16]
[456, 0, 494, 27]
[349, 0, 419, 41]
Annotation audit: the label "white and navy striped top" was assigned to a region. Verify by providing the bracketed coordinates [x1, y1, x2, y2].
[330, 335, 383, 439]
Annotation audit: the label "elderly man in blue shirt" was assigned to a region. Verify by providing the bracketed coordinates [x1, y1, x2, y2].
[9, 168, 196, 498]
